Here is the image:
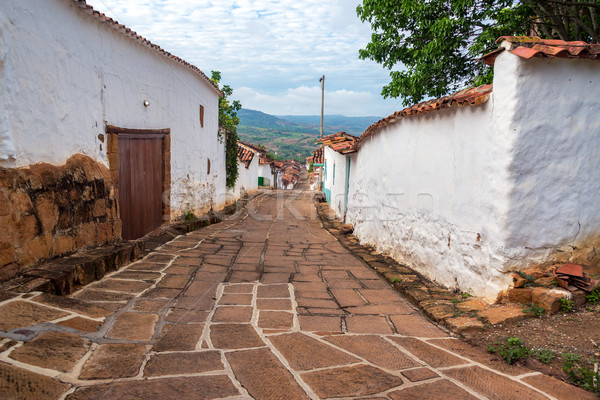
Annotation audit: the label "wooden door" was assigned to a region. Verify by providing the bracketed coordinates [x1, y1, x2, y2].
[118, 133, 164, 240]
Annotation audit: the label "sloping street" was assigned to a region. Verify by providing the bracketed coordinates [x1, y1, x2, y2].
[0, 182, 594, 399]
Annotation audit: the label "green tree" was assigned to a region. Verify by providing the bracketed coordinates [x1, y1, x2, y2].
[211, 71, 241, 189]
[357, 1, 600, 107]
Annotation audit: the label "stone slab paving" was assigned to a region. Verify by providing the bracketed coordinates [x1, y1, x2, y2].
[0, 187, 596, 399]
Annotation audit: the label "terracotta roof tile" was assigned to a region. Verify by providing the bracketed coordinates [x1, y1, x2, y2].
[237, 144, 255, 168]
[355, 84, 492, 149]
[318, 132, 358, 154]
[311, 147, 324, 164]
[73, 1, 220, 94]
[238, 141, 268, 155]
[482, 36, 600, 66]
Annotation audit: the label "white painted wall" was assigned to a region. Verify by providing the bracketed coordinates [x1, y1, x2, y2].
[0, 0, 226, 217]
[323, 146, 350, 220]
[229, 157, 259, 201]
[348, 49, 600, 300]
[258, 163, 274, 186]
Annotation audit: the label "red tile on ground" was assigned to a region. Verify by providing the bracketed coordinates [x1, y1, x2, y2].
[219, 293, 253, 305]
[9, 331, 87, 373]
[210, 324, 264, 349]
[226, 348, 309, 399]
[258, 311, 294, 329]
[268, 332, 359, 371]
[389, 337, 466, 368]
[390, 314, 448, 338]
[346, 315, 393, 334]
[80, 343, 147, 379]
[153, 323, 203, 352]
[0, 361, 70, 399]
[257, 298, 292, 310]
[325, 335, 420, 370]
[444, 366, 548, 400]
[331, 289, 366, 307]
[522, 374, 598, 400]
[223, 284, 254, 293]
[388, 379, 478, 400]
[144, 351, 223, 376]
[257, 284, 290, 298]
[106, 312, 158, 341]
[302, 365, 403, 398]
[400, 368, 439, 382]
[212, 306, 253, 323]
[298, 315, 342, 332]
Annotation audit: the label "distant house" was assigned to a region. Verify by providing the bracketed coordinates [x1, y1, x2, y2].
[0, 0, 225, 275]
[275, 160, 302, 190]
[258, 154, 277, 187]
[230, 141, 261, 199]
[319, 132, 358, 218]
[309, 147, 324, 191]
[343, 37, 600, 300]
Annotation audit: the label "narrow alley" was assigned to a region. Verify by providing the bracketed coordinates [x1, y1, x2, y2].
[0, 181, 592, 399]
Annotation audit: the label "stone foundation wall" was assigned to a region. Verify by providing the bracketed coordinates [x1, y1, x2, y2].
[0, 154, 121, 280]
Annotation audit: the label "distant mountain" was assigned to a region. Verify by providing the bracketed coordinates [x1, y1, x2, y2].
[275, 114, 380, 135]
[236, 109, 380, 161]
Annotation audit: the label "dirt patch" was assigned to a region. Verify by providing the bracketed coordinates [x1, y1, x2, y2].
[463, 302, 600, 390]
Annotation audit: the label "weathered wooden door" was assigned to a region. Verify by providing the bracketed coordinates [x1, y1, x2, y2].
[118, 133, 164, 240]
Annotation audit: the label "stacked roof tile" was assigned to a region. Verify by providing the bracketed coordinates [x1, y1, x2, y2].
[482, 36, 600, 66]
[318, 132, 358, 154]
[355, 36, 598, 150]
[237, 144, 256, 168]
[355, 85, 492, 149]
[311, 147, 324, 164]
[73, 0, 219, 94]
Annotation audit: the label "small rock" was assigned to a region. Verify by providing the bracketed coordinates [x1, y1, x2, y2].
[479, 304, 527, 325]
[456, 299, 487, 312]
[507, 288, 532, 304]
[531, 287, 568, 314]
[446, 317, 485, 333]
[512, 273, 527, 288]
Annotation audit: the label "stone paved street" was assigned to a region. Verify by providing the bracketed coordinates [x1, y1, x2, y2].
[0, 184, 595, 399]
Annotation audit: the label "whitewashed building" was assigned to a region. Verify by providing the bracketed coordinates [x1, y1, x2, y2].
[229, 142, 260, 200]
[0, 0, 225, 241]
[347, 37, 600, 301]
[320, 132, 357, 220]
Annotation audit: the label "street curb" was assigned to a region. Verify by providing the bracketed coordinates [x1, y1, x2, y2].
[313, 200, 483, 334]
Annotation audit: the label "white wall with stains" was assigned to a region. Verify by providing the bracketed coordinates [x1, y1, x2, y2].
[323, 146, 350, 220]
[347, 50, 600, 301]
[0, 0, 226, 217]
[229, 157, 259, 201]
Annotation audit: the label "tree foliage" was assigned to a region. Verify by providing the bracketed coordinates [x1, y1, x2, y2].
[211, 71, 241, 189]
[357, 0, 600, 107]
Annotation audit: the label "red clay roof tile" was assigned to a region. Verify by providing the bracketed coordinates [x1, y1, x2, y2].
[482, 36, 600, 66]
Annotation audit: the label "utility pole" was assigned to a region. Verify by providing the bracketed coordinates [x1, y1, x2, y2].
[319, 75, 325, 138]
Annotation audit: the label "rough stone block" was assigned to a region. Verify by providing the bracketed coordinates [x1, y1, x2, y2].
[92, 199, 107, 218]
[35, 194, 58, 233]
[53, 234, 76, 256]
[507, 288, 532, 304]
[531, 287, 568, 314]
[76, 222, 97, 248]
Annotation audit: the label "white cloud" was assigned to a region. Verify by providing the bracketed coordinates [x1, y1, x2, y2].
[91, 0, 405, 116]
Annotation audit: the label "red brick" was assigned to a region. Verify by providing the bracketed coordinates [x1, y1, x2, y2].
[325, 335, 420, 370]
[298, 315, 342, 332]
[269, 332, 359, 371]
[346, 315, 393, 334]
[347, 303, 413, 315]
[164, 308, 209, 323]
[153, 323, 203, 351]
[80, 343, 146, 379]
[389, 314, 448, 337]
[400, 368, 439, 382]
[219, 293, 253, 305]
[212, 306, 253, 323]
[389, 379, 479, 400]
[444, 366, 548, 400]
[388, 337, 466, 368]
[261, 272, 291, 283]
[226, 348, 309, 399]
[223, 283, 254, 293]
[210, 324, 264, 349]
[257, 284, 290, 298]
[258, 311, 294, 329]
[229, 270, 260, 282]
[106, 312, 158, 341]
[257, 298, 292, 310]
[144, 351, 223, 377]
[67, 375, 238, 399]
[331, 288, 366, 307]
[302, 365, 403, 398]
[522, 374, 598, 400]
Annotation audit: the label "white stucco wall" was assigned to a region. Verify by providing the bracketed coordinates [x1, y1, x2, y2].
[0, 0, 226, 217]
[258, 163, 274, 186]
[323, 146, 350, 219]
[229, 157, 259, 201]
[347, 49, 600, 301]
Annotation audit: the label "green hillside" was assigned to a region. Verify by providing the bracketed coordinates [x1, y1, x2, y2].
[237, 109, 379, 161]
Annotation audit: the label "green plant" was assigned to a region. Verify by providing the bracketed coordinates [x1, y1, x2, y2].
[455, 310, 463, 317]
[532, 349, 555, 364]
[460, 289, 472, 299]
[451, 297, 461, 304]
[184, 210, 196, 221]
[391, 277, 402, 283]
[493, 337, 529, 365]
[522, 302, 545, 317]
[586, 288, 600, 305]
[560, 298, 574, 313]
[517, 271, 540, 287]
[562, 353, 600, 393]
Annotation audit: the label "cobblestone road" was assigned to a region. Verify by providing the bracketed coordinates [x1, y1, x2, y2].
[0, 185, 594, 399]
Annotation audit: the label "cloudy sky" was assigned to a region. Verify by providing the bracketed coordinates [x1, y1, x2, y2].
[92, 0, 404, 117]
